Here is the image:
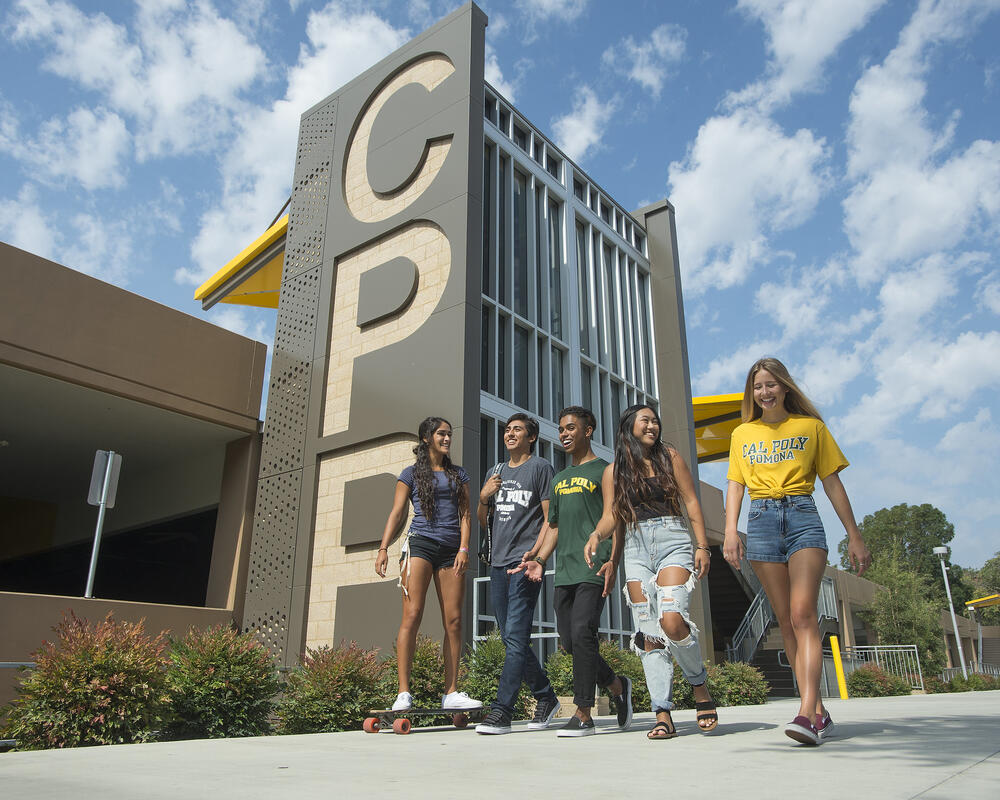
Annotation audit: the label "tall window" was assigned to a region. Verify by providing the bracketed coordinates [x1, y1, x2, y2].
[514, 324, 529, 409]
[548, 199, 563, 339]
[483, 144, 493, 297]
[481, 306, 492, 392]
[619, 256, 634, 384]
[535, 186, 547, 330]
[576, 222, 591, 357]
[498, 154, 508, 307]
[513, 170, 529, 317]
[603, 243, 619, 373]
[637, 273, 654, 393]
[551, 347, 565, 418]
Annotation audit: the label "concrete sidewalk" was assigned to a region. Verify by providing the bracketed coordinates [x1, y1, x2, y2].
[3, 692, 998, 799]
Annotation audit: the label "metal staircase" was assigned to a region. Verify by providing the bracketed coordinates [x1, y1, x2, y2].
[725, 558, 839, 664]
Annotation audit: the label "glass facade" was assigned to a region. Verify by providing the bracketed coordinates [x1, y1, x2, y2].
[477, 89, 658, 660]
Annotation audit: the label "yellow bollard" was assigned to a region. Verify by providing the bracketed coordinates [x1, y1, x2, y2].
[830, 635, 848, 699]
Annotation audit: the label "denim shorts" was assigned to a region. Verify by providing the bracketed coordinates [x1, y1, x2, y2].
[401, 533, 458, 570]
[746, 495, 827, 563]
[623, 516, 695, 582]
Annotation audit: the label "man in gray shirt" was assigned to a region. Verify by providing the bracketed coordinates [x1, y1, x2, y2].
[475, 414, 560, 734]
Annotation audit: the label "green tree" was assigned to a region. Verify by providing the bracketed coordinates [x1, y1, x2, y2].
[838, 503, 975, 605]
[967, 551, 1000, 624]
[859, 562, 945, 677]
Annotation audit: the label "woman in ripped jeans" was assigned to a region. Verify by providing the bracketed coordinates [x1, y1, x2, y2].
[585, 404, 718, 739]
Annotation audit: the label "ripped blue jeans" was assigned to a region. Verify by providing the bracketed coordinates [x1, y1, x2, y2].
[623, 515, 708, 712]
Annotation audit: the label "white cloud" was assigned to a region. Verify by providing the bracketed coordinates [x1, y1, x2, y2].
[798, 344, 866, 408]
[181, 2, 410, 285]
[0, 184, 60, 261]
[730, 0, 888, 110]
[485, 42, 516, 102]
[667, 109, 830, 294]
[203, 306, 272, 343]
[550, 86, 618, 164]
[515, 0, 587, 23]
[7, 0, 267, 159]
[0, 105, 130, 190]
[977, 272, 1000, 314]
[514, 0, 588, 41]
[601, 24, 686, 97]
[836, 329, 1000, 442]
[693, 338, 782, 396]
[844, 0, 1000, 280]
[0, 184, 133, 283]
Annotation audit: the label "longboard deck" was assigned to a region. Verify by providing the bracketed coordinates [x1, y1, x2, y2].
[363, 706, 486, 734]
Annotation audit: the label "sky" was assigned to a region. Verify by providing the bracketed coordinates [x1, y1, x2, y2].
[2, 0, 999, 570]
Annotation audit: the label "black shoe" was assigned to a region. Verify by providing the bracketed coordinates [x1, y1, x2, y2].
[611, 675, 633, 729]
[527, 697, 561, 730]
[556, 715, 596, 737]
[476, 707, 512, 735]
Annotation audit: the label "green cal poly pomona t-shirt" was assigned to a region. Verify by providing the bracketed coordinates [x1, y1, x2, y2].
[547, 457, 612, 587]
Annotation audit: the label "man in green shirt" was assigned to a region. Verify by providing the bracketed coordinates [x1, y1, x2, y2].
[516, 406, 633, 736]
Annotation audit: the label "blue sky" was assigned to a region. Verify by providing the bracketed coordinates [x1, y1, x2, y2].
[2, 0, 998, 569]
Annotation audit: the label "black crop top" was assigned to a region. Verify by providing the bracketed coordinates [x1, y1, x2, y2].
[626, 476, 681, 521]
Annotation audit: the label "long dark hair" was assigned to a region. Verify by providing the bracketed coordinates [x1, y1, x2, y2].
[613, 404, 681, 527]
[412, 416, 468, 522]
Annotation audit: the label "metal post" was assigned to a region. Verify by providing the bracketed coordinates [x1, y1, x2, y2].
[84, 450, 116, 598]
[936, 549, 968, 680]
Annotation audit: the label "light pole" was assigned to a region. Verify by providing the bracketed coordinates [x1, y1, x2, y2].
[933, 546, 968, 679]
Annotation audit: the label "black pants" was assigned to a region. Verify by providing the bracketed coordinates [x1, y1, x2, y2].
[554, 582, 616, 707]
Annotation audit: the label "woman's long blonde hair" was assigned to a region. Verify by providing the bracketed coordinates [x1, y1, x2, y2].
[741, 357, 824, 423]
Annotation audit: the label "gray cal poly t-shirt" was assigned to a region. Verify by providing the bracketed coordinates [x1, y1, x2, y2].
[490, 456, 554, 567]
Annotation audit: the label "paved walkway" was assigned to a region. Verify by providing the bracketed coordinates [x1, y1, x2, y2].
[3, 692, 998, 799]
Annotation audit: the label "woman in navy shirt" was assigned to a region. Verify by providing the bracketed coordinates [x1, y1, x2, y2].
[376, 416, 482, 712]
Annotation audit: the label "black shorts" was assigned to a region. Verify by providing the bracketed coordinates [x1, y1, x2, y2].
[403, 533, 459, 570]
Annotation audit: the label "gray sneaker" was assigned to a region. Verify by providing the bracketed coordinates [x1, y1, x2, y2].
[476, 708, 512, 735]
[527, 697, 561, 730]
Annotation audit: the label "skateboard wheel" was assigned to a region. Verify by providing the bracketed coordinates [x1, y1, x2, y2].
[363, 717, 380, 733]
[392, 718, 411, 735]
[452, 713, 468, 728]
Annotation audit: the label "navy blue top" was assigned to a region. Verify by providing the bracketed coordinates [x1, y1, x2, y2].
[398, 465, 470, 546]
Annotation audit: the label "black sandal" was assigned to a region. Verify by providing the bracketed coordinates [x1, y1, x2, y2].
[695, 700, 719, 732]
[647, 714, 677, 740]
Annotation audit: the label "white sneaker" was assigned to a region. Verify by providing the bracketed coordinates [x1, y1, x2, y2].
[442, 691, 483, 710]
[391, 692, 413, 711]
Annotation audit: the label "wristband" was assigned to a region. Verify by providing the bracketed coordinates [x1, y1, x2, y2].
[378, 547, 388, 552]
[533, 556, 546, 567]
[459, 546, 469, 553]
[696, 545, 711, 552]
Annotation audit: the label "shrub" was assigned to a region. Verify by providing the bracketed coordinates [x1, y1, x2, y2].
[713, 661, 770, 706]
[948, 673, 999, 692]
[460, 630, 532, 719]
[164, 626, 281, 740]
[1, 612, 168, 749]
[276, 642, 388, 734]
[923, 675, 950, 694]
[544, 647, 574, 697]
[846, 664, 911, 697]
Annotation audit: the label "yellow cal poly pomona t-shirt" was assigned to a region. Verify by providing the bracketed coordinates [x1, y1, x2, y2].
[726, 414, 848, 499]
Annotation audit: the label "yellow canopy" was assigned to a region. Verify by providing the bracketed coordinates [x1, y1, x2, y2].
[966, 593, 1000, 610]
[692, 393, 742, 464]
[193, 215, 288, 310]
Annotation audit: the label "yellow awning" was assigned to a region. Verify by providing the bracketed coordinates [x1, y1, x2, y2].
[966, 593, 1000, 610]
[194, 215, 288, 310]
[692, 393, 742, 464]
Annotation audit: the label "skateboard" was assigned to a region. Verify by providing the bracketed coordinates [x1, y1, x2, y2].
[362, 706, 486, 735]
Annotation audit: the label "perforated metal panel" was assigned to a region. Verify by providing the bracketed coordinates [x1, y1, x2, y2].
[243, 98, 336, 662]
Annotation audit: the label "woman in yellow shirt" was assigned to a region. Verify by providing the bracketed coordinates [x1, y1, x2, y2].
[723, 358, 871, 746]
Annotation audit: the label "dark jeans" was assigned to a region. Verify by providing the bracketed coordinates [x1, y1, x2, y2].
[490, 565, 556, 717]
[554, 582, 616, 707]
